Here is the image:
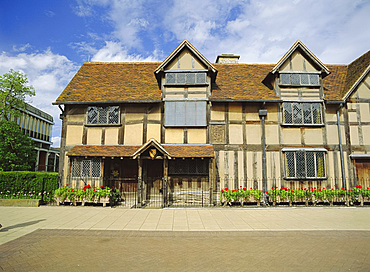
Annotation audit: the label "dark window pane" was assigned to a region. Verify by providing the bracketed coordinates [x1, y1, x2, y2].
[285, 152, 296, 177]
[291, 74, 300, 85]
[186, 73, 195, 84]
[177, 73, 185, 83]
[283, 103, 293, 124]
[196, 73, 206, 83]
[296, 151, 306, 178]
[306, 152, 315, 177]
[309, 74, 319, 85]
[98, 107, 107, 124]
[293, 103, 303, 124]
[281, 74, 290, 84]
[87, 107, 98, 124]
[108, 106, 119, 124]
[166, 73, 176, 84]
[303, 103, 312, 124]
[312, 103, 322, 124]
[300, 74, 309, 84]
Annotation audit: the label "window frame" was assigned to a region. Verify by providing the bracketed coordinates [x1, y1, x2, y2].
[71, 157, 101, 178]
[164, 99, 207, 127]
[168, 158, 209, 176]
[282, 101, 323, 126]
[164, 71, 208, 86]
[283, 148, 327, 180]
[279, 72, 320, 86]
[86, 105, 120, 126]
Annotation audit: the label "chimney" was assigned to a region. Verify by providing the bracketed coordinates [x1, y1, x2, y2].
[215, 54, 240, 64]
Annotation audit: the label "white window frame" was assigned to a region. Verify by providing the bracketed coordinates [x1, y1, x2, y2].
[283, 148, 327, 180]
[164, 100, 207, 127]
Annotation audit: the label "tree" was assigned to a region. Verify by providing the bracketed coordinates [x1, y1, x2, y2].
[0, 69, 35, 120]
[0, 119, 36, 171]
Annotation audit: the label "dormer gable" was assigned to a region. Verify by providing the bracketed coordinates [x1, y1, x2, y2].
[271, 40, 330, 77]
[155, 40, 217, 85]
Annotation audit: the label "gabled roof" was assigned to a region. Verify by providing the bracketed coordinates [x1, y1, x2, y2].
[342, 50, 370, 100]
[154, 40, 217, 74]
[271, 40, 330, 76]
[54, 62, 162, 105]
[132, 138, 171, 159]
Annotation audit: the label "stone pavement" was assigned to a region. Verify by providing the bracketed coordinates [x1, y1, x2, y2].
[1, 206, 370, 271]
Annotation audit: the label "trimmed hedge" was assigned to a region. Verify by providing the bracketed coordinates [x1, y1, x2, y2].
[0, 171, 58, 202]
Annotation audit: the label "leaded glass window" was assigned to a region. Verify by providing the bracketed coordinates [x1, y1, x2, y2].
[87, 106, 119, 125]
[165, 100, 206, 127]
[165, 72, 207, 85]
[168, 159, 208, 175]
[282, 102, 322, 125]
[284, 150, 326, 179]
[71, 158, 101, 178]
[280, 73, 320, 85]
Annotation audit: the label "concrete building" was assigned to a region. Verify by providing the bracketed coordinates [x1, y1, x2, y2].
[54, 40, 370, 206]
[14, 103, 59, 172]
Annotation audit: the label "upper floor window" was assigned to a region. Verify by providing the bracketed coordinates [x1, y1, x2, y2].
[87, 106, 119, 125]
[71, 157, 101, 178]
[284, 149, 326, 179]
[165, 100, 206, 127]
[165, 72, 207, 85]
[283, 102, 322, 125]
[280, 73, 319, 86]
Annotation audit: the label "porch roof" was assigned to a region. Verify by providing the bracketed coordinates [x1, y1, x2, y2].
[66, 144, 214, 158]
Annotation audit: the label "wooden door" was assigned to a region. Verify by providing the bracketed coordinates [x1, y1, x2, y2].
[355, 161, 370, 188]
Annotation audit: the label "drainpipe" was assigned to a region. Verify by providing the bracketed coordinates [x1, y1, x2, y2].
[259, 107, 268, 205]
[337, 103, 346, 190]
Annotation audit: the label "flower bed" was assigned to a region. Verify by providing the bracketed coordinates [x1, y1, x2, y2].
[220, 185, 370, 207]
[54, 184, 120, 207]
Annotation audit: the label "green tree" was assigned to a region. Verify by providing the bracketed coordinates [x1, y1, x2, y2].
[0, 120, 36, 171]
[0, 69, 35, 120]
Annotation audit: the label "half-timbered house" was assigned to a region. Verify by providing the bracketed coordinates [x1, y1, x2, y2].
[54, 40, 370, 207]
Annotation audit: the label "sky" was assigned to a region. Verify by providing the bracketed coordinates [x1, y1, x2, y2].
[0, 0, 369, 147]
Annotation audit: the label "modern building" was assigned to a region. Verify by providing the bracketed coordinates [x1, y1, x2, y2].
[14, 103, 59, 172]
[54, 40, 370, 207]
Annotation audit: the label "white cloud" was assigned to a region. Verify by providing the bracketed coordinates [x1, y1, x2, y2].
[91, 41, 160, 62]
[0, 49, 78, 147]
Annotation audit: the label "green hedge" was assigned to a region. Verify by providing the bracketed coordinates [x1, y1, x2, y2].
[0, 171, 58, 202]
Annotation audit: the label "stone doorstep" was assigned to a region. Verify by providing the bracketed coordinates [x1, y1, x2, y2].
[0, 199, 40, 207]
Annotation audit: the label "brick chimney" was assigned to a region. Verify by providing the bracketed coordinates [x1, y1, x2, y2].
[215, 54, 240, 63]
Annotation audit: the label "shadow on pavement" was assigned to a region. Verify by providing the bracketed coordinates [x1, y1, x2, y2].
[0, 219, 45, 232]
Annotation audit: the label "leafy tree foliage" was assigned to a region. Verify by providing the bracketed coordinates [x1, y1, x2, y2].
[0, 69, 35, 120]
[0, 120, 36, 171]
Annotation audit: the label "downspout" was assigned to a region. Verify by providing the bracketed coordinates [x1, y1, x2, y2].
[337, 103, 346, 190]
[259, 106, 268, 205]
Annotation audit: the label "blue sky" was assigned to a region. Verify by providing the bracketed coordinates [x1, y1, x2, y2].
[1, 0, 370, 147]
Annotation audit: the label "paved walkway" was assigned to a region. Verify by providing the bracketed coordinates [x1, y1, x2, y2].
[1, 206, 370, 271]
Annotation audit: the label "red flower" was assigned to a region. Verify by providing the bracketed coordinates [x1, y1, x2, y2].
[348, 189, 351, 192]
[232, 190, 236, 192]
[100, 186, 103, 189]
[221, 190, 224, 193]
[93, 189, 96, 191]
[250, 187, 252, 190]
[304, 188, 307, 190]
[356, 185, 362, 189]
[71, 189, 74, 192]
[342, 187, 345, 190]
[225, 188, 229, 191]
[367, 187, 369, 190]
[335, 184, 337, 187]
[66, 184, 69, 186]
[112, 186, 115, 189]
[276, 187, 278, 189]
[301, 187, 303, 190]
[68, 190, 70, 193]
[332, 188, 334, 190]
[291, 190, 294, 193]
[83, 188, 86, 191]
[280, 188, 283, 190]
[266, 191, 269, 194]
[323, 187, 325, 190]
[314, 187, 316, 190]
[243, 188, 246, 191]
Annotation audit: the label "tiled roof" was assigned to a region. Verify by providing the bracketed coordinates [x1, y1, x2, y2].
[67, 144, 214, 158]
[210, 64, 280, 101]
[322, 65, 348, 100]
[55, 51, 370, 104]
[55, 62, 162, 104]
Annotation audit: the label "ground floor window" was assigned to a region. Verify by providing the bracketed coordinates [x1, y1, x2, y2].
[168, 159, 208, 175]
[71, 157, 101, 178]
[284, 149, 326, 179]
